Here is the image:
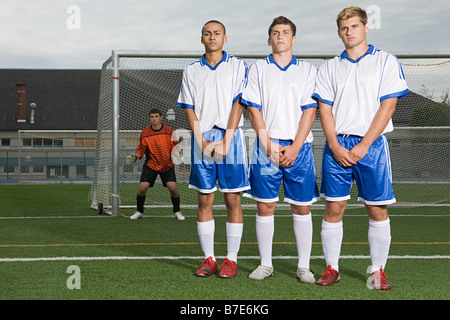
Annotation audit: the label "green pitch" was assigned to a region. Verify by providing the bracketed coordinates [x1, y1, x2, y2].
[0, 184, 448, 302]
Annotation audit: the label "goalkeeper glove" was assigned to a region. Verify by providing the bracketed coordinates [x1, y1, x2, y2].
[171, 151, 184, 165]
[126, 155, 137, 164]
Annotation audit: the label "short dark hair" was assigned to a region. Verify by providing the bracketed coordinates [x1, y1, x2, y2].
[268, 16, 296, 37]
[202, 20, 226, 35]
[149, 108, 162, 116]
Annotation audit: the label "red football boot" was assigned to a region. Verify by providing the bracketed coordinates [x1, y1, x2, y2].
[218, 258, 237, 278]
[368, 268, 392, 290]
[195, 256, 217, 277]
[316, 265, 340, 286]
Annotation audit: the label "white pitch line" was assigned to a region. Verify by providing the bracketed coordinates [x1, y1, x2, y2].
[0, 255, 449, 262]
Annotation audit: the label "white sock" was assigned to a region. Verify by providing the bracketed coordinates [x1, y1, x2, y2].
[197, 220, 215, 261]
[226, 222, 243, 262]
[368, 218, 391, 273]
[320, 220, 343, 271]
[255, 214, 274, 268]
[293, 213, 313, 269]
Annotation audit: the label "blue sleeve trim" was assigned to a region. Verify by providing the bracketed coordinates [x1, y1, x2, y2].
[177, 103, 194, 109]
[241, 98, 261, 110]
[380, 88, 410, 102]
[301, 102, 318, 110]
[312, 93, 333, 106]
[233, 93, 243, 104]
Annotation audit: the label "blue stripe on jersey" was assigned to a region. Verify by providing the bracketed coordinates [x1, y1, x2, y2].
[241, 98, 261, 110]
[177, 102, 194, 109]
[233, 59, 247, 102]
[233, 93, 243, 104]
[377, 54, 410, 102]
[301, 102, 318, 110]
[377, 54, 390, 101]
[312, 93, 333, 106]
[326, 60, 336, 97]
[380, 88, 410, 102]
[395, 57, 406, 80]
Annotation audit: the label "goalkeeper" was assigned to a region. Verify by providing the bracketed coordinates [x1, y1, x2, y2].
[127, 108, 185, 220]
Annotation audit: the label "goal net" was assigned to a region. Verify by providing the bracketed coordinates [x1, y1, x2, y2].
[89, 52, 450, 213]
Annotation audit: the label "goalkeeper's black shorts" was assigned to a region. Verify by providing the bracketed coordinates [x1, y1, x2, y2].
[140, 165, 176, 187]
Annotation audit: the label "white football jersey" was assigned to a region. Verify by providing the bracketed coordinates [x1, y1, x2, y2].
[242, 55, 318, 142]
[177, 51, 247, 133]
[313, 45, 409, 136]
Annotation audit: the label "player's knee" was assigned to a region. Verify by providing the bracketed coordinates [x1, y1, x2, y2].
[138, 183, 150, 195]
[166, 182, 179, 197]
[224, 192, 241, 206]
[366, 205, 388, 221]
[198, 192, 215, 208]
[324, 201, 346, 222]
[257, 202, 276, 216]
[291, 205, 310, 215]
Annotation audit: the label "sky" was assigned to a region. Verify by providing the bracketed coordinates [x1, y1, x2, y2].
[0, 0, 449, 70]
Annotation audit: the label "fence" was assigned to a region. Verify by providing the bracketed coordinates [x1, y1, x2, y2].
[0, 130, 96, 184]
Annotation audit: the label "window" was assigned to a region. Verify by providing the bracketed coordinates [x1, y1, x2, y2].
[32, 138, 43, 147]
[22, 138, 64, 148]
[84, 139, 95, 147]
[23, 138, 32, 147]
[4, 166, 14, 173]
[1, 139, 11, 147]
[75, 138, 96, 147]
[33, 166, 44, 173]
[21, 166, 31, 174]
[43, 138, 53, 147]
[126, 138, 138, 147]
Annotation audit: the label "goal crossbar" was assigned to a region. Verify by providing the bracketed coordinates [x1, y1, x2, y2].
[103, 50, 450, 216]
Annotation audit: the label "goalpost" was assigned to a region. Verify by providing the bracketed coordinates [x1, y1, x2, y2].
[89, 51, 450, 216]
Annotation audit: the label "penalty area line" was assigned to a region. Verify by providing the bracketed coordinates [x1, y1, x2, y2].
[0, 255, 449, 262]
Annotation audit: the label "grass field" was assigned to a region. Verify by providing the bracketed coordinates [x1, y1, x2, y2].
[0, 184, 449, 307]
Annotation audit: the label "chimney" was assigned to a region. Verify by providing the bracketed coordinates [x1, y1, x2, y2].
[16, 83, 27, 123]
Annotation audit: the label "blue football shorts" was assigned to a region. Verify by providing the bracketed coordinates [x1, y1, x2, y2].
[244, 138, 320, 205]
[320, 134, 396, 205]
[189, 126, 250, 194]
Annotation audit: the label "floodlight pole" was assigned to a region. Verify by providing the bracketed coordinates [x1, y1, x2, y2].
[111, 51, 120, 216]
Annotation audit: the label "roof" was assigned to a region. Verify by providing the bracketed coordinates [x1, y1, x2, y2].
[0, 69, 101, 131]
[1, 69, 446, 132]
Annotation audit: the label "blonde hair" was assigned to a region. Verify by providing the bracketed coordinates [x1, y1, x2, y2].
[336, 6, 367, 28]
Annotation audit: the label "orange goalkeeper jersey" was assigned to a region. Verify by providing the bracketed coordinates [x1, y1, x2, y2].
[136, 124, 178, 172]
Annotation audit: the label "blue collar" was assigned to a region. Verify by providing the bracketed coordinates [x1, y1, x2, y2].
[340, 44, 375, 63]
[267, 54, 297, 71]
[201, 51, 228, 70]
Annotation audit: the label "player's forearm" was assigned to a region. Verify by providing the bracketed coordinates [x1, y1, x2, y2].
[360, 97, 397, 148]
[223, 100, 244, 147]
[292, 107, 317, 151]
[319, 102, 340, 151]
[185, 108, 206, 150]
[135, 145, 145, 159]
[247, 106, 271, 150]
